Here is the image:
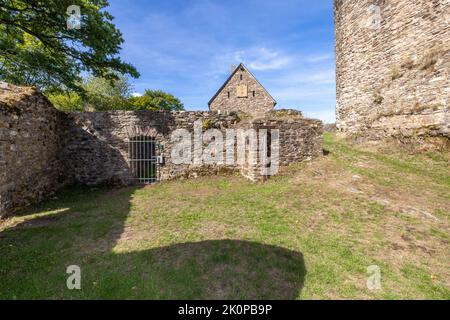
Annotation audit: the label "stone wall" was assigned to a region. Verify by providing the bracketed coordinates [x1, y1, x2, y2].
[0, 84, 65, 217]
[237, 118, 323, 181]
[63, 111, 241, 186]
[260, 118, 323, 167]
[335, 0, 449, 138]
[64, 111, 323, 185]
[209, 64, 276, 117]
[1, 84, 323, 216]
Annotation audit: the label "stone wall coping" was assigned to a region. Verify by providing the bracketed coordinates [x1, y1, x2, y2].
[68, 110, 237, 115]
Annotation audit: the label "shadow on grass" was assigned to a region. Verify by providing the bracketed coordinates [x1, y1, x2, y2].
[84, 240, 306, 299]
[0, 186, 306, 299]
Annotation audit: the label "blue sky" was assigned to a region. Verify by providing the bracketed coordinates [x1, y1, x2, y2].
[108, 0, 336, 123]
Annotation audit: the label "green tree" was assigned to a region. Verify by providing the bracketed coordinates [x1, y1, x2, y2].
[46, 91, 83, 112]
[47, 77, 184, 112]
[128, 90, 184, 111]
[0, 0, 139, 92]
[82, 74, 132, 111]
[47, 74, 132, 111]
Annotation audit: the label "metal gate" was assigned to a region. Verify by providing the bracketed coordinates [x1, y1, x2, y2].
[128, 136, 158, 184]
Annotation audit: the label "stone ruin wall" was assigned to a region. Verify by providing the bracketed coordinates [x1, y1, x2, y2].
[63, 111, 241, 186]
[335, 0, 449, 138]
[0, 84, 323, 217]
[237, 118, 323, 181]
[0, 85, 65, 216]
[65, 111, 323, 185]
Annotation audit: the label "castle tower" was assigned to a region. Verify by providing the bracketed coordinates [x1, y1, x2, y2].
[334, 0, 449, 138]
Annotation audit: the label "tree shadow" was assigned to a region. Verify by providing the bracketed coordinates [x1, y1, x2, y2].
[105, 240, 306, 299]
[0, 186, 306, 299]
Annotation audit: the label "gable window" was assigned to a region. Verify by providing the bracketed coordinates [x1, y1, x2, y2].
[227, 91, 230, 98]
[252, 90, 255, 97]
[236, 84, 248, 98]
[240, 74, 243, 80]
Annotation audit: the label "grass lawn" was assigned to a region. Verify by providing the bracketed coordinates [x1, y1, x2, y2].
[1, 133, 449, 299]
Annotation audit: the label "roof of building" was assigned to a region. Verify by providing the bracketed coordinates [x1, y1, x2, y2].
[208, 63, 277, 107]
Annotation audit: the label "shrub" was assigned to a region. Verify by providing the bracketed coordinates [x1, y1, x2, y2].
[373, 91, 384, 105]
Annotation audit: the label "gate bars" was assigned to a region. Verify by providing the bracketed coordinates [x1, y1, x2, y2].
[128, 135, 159, 184]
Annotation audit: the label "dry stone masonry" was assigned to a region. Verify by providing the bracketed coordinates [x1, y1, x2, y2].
[209, 64, 277, 118]
[1, 84, 323, 217]
[0, 84, 65, 216]
[64, 111, 241, 186]
[237, 117, 323, 181]
[65, 111, 323, 185]
[335, 0, 449, 138]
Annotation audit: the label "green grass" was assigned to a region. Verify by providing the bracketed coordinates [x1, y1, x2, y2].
[1, 133, 449, 299]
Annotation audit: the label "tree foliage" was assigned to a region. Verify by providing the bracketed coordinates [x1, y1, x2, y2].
[127, 90, 184, 111]
[47, 74, 132, 111]
[0, 0, 139, 92]
[82, 75, 132, 111]
[47, 76, 184, 112]
[46, 91, 83, 112]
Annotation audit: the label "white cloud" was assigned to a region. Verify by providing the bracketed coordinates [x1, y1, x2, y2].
[300, 70, 335, 85]
[205, 46, 294, 80]
[131, 92, 143, 97]
[271, 68, 336, 86]
[305, 53, 334, 63]
[271, 87, 336, 101]
[233, 47, 293, 71]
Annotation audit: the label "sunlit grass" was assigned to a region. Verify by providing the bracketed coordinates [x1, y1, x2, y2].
[0, 133, 448, 299]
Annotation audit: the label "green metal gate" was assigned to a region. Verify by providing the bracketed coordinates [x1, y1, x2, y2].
[128, 136, 158, 184]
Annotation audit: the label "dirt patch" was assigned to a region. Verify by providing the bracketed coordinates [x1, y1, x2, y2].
[178, 186, 217, 198]
[365, 186, 447, 222]
[196, 221, 253, 240]
[299, 156, 447, 223]
[76, 224, 159, 255]
[371, 222, 447, 266]
[113, 226, 162, 252]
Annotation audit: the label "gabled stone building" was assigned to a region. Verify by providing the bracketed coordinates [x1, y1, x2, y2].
[208, 63, 276, 117]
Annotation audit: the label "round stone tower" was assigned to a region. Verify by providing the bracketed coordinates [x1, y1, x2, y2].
[334, 0, 449, 138]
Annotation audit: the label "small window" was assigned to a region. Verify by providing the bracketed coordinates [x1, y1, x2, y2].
[240, 74, 243, 80]
[236, 85, 248, 97]
[227, 91, 230, 98]
[252, 90, 255, 97]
